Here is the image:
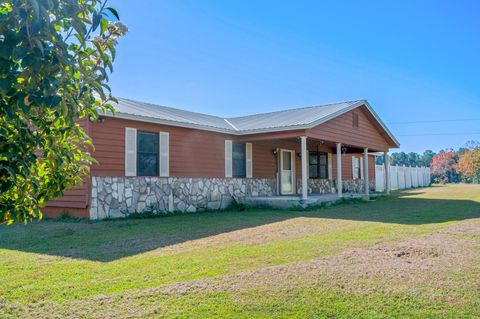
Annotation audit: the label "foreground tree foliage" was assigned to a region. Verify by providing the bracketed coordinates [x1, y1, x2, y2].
[0, 1, 126, 224]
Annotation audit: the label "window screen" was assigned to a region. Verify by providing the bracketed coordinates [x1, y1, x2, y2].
[309, 151, 328, 179]
[232, 143, 246, 178]
[137, 131, 159, 176]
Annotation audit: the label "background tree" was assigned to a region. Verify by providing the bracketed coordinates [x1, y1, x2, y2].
[420, 150, 436, 167]
[430, 150, 459, 184]
[457, 148, 480, 183]
[0, 1, 126, 224]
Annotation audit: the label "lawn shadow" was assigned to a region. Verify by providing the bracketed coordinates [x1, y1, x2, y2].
[0, 191, 479, 262]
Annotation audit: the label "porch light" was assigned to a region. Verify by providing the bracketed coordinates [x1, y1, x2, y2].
[272, 149, 278, 156]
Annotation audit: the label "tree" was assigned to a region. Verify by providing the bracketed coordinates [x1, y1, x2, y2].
[430, 150, 458, 184]
[390, 152, 408, 166]
[0, 1, 127, 224]
[420, 150, 435, 167]
[376, 151, 435, 167]
[457, 148, 480, 183]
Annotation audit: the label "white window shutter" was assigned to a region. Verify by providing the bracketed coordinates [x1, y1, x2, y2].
[360, 156, 364, 180]
[246, 142, 253, 178]
[351, 156, 356, 179]
[159, 132, 169, 177]
[125, 127, 137, 176]
[306, 150, 309, 179]
[225, 140, 232, 178]
[328, 153, 333, 180]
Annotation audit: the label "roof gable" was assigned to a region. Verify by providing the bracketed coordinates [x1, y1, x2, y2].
[308, 106, 396, 150]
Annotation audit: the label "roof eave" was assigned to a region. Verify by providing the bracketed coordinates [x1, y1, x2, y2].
[102, 111, 237, 135]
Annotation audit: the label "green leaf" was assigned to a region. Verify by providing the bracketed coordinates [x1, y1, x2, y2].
[106, 7, 120, 20]
[100, 18, 108, 35]
[92, 12, 101, 31]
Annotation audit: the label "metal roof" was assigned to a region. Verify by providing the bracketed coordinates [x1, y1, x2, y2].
[106, 98, 399, 147]
[226, 101, 360, 133]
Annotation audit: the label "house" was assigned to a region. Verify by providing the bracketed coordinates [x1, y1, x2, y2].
[43, 98, 399, 219]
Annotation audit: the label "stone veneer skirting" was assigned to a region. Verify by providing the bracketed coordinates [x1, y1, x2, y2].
[296, 179, 336, 195]
[90, 177, 277, 220]
[90, 176, 376, 220]
[341, 179, 376, 193]
[296, 178, 375, 195]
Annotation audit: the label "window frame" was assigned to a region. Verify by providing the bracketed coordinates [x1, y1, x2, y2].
[309, 151, 328, 179]
[136, 130, 159, 176]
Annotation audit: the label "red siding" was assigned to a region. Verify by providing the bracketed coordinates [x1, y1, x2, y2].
[90, 117, 235, 178]
[307, 106, 391, 151]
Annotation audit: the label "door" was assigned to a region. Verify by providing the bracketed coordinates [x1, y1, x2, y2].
[280, 150, 295, 195]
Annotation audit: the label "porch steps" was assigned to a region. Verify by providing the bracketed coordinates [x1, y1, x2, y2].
[241, 193, 366, 209]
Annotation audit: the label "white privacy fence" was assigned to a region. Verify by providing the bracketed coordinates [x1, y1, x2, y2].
[375, 165, 431, 191]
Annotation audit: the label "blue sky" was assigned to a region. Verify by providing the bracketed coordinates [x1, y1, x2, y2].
[108, 0, 480, 153]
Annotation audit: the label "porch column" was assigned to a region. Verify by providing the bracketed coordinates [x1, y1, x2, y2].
[300, 136, 308, 200]
[384, 151, 390, 194]
[336, 143, 342, 197]
[364, 148, 369, 196]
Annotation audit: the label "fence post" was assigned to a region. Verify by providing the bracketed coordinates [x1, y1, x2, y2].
[384, 152, 390, 194]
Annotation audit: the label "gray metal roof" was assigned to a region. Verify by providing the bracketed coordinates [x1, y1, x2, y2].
[110, 98, 233, 131]
[226, 101, 360, 133]
[106, 97, 399, 146]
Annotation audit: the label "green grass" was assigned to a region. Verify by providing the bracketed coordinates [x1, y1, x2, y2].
[1, 184, 479, 318]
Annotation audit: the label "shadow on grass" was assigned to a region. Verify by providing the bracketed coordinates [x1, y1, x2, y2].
[0, 191, 479, 262]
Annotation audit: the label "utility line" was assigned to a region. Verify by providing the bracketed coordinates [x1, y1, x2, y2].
[388, 118, 480, 124]
[397, 132, 480, 137]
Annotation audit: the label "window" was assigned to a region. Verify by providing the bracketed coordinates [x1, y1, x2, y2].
[352, 156, 362, 179]
[232, 142, 246, 177]
[137, 131, 159, 176]
[353, 112, 359, 128]
[309, 152, 319, 178]
[309, 151, 328, 179]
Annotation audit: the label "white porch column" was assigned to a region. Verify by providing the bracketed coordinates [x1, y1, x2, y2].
[364, 148, 369, 196]
[336, 143, 342, 197]
[384, 151, 390, 194]
[300, 136, 308, 200]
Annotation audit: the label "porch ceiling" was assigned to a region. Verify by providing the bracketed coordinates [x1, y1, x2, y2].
[239, 135, 385, 153]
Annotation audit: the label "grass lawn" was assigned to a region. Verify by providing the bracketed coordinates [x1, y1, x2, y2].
[1, 184, 479, 318]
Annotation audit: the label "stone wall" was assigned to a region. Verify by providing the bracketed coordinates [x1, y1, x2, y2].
[90, 177, 277, 220]
[296, 179, 336, 195]
[295, 178, 374, 195]
[340, 179, 376, 193]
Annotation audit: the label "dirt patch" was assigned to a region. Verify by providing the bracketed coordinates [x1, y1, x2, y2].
[158, 219, 480, 295]
[151, 217, 354, 255]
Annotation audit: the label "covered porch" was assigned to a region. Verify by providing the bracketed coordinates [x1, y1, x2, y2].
[237, 131, 392, 204]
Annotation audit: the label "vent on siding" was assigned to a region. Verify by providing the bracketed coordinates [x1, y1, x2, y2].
[352, 112, 359, 128]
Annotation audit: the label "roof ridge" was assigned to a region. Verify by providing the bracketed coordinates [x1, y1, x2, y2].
[117, 97, 226, 120]
[226, 99, 365, 120]
[118, 97, 364, 120]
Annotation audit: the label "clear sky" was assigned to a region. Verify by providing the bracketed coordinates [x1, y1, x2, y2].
[108, 0, 480, 153]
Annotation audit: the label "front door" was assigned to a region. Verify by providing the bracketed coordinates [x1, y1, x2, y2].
[280, 149, 295, 195]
